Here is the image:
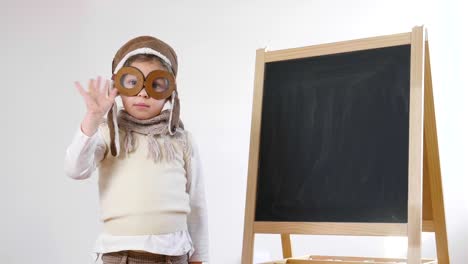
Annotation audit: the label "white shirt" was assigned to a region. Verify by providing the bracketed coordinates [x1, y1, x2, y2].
[64, 125, 209, 263]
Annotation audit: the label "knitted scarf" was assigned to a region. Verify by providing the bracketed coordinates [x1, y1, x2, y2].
[117, 109, 193, 165]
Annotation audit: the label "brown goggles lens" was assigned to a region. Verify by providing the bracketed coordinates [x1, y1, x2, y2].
[113, 66, 176, 100]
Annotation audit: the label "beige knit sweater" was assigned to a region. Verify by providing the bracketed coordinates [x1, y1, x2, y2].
[98, 123, 191, 235]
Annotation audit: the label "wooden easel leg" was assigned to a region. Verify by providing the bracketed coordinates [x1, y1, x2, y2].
[242, 230, 255, 264]
[281, 234, 293, 258]
[242, 48, 267, 264]
[423, 38, 450, 264]
[407, 25, 425, 264]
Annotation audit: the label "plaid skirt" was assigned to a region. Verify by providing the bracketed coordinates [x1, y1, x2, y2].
[101, 250, 189, 264]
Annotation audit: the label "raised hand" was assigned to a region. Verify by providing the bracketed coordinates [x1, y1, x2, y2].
[75, 76, 118, 136]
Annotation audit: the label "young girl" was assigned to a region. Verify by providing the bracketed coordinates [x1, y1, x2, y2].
[64, 36, 208, 264]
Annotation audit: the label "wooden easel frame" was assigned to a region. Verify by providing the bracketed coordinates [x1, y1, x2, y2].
[241, 26, 449, 264]
[261, 255, 437, 264]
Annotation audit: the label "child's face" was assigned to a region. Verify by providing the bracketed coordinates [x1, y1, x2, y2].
[120, 60, 170, 120]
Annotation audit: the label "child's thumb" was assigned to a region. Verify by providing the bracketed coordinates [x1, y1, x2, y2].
[109, 87, 119, 99]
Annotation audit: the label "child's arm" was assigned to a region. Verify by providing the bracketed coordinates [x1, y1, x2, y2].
[64, 77, 117, 180]
[186, 132, 209, 263]
[64, 122, 106, 180]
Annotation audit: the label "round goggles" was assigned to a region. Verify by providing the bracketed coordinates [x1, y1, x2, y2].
[113, 66, 176, 100]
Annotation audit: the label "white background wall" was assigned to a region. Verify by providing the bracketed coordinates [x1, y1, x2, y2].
[1, 0, 466, 263]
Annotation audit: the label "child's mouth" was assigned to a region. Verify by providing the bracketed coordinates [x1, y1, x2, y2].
[134, 103, 150, 108]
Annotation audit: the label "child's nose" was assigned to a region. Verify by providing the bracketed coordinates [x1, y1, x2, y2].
[137, 87, 149, 98]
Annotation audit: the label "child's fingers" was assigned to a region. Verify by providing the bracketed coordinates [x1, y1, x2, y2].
[88, 79, 96, 95]
[74, 81, 88, 98]
[96, 76, 102, 94]
[109, 87, 119, 100]
[102, 79, 110, 96]
[75, 81, 98, 109]
[104, 80, 119, 98]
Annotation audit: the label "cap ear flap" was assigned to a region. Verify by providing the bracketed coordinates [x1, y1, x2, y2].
[108, 100, 119, 156]
[169, 91, 180, 135]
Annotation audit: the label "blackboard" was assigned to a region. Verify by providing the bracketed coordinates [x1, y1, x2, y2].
[255, 45, 411, 223]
